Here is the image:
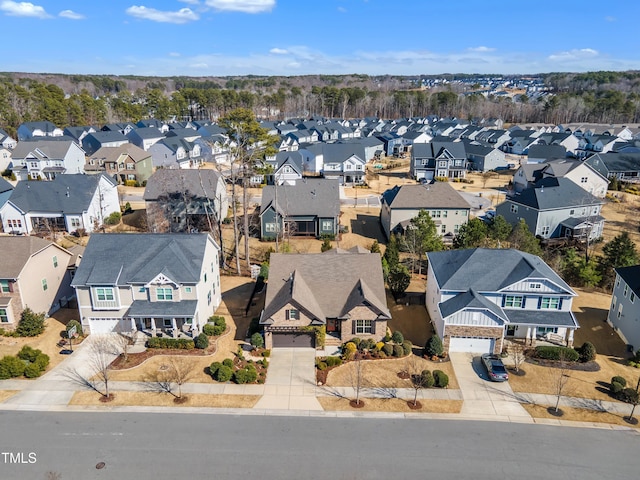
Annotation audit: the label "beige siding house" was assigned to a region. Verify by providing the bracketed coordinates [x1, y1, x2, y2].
[260, 248, 391, 349]
[0, 237, 75, 328]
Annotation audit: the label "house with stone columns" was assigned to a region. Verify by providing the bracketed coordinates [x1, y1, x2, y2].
[426, 248, 579, 354]
[71, 233, 221, 336]
[260, 248, 391, 349]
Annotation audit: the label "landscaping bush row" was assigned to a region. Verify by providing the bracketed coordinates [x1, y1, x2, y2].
[316, 356, 343, 371]
[203, 316, 226, 336]
[0, 346, 50, 379]
[609, 376, 639, 404]
[340, 331, 413, 361]
[534, 346, 580, 362]
[147, 337, 195, 349]
[416, 369, 449, 389]
[209, 357, 268, 384]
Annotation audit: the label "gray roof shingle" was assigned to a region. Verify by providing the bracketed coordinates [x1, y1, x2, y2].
[381, 183, 470, 210]
[260, 179, 340, 218]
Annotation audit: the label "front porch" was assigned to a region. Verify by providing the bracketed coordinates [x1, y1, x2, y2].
[129, 316, 196, 339]
[125, 299, 199, 339]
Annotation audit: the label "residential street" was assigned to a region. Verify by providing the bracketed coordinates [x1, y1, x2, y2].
[0, 411, 638, 480]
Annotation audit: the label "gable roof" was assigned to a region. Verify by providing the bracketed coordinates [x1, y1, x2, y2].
[12, 139, 77, 160]
[439, 288, 508, 321]
[381, 182, 470, 210]
[143, 169, 223, 201]
[89, 144, 151, 164]
[616, 265, 640, 297]
[427, 248, 575, 294]
[0, 236, 69, 279]
[412, 141, 466, 159]
[260, 179, 340, 218]
[71, 233, 214, 287]
[508, 177, 603, 210]
[0, 176, 13, 194]
[7, 174, 115, 214]
[262, 252, 390, 322]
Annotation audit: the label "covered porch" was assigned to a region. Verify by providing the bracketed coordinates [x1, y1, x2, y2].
[504, 310, 579, 347]
[560, 216, 605, 241]
[125, 300, 199, 339]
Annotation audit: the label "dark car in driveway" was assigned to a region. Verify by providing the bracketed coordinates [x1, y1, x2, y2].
[481, 354, 509, 382]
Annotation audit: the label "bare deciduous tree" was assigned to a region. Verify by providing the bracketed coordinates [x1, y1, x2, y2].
[553, 350, 571, 414]
[508, 341, 526, 374]
[349, 352, 365, 407]
[90, 337, 119, 399]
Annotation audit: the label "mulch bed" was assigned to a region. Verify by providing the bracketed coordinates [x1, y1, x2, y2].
[350, 399, 366, 408]
[99, 394, 115, 403]
[526, 358, 600, 372]
[508, 367, 526, 376]
[110, 346, 216, 370]
[173, 396, 189, 404]
[407, 401, 422, 410]
[397, 371, 410, 380]
[546, 406, 564, 417]
[423, 355, 450, 363]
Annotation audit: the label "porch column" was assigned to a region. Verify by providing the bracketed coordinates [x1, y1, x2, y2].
[172, 318, 178, 338]
[130, 318, 137, 332]
[567, 329, 575, 348]
[531, 327, 537, 346]
[525, 327, 531, 346]
[150, 318, 156, 336]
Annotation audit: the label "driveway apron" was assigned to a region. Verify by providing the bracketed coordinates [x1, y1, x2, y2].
[450, 352, 531, 419]
[253, 348, 323, 411]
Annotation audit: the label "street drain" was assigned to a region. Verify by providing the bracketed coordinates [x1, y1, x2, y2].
[96, 462, 106, 469]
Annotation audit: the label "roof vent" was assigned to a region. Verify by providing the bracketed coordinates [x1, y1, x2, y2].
[66, 187, 70, 197]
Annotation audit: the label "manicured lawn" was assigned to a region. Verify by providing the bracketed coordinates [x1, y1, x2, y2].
[319, 397, 462, 413]
[69, 391, 260, 408]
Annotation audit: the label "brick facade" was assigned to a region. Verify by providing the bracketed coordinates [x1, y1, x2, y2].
[443, 325, 504, 354]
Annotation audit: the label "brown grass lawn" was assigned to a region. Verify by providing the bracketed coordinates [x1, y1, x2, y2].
[0, 308, 78, 372]
[319, 397, 462, 413]
[325, 355, 459, 390]
[522, 404, 640, 429]
[0, 390, 18, 403]
[69, 391, 259, 408]
[109, 275, 259, 383]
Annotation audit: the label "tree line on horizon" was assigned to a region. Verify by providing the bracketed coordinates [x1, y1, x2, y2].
[2, 71, 640, 137]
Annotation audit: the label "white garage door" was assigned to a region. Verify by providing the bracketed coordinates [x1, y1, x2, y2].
[449, 337, 494, 353]
[88, 317, 127, 335]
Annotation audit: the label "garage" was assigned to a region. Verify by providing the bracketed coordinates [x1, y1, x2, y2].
[87, 317, 128, 335]
[271, 332, 315, 348]
[448, 337, 495, 353]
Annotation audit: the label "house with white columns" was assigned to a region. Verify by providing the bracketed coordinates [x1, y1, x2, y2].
[71, 233, 221, 336]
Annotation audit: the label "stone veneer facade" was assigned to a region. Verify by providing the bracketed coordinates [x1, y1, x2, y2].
[443, 325, 505, 355]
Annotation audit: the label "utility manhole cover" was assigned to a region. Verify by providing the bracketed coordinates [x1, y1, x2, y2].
[96, 462, 106, 470]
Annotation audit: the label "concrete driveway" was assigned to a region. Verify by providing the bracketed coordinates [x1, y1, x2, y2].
[450, 352, 531, 420]
[253, 348, 322, 411]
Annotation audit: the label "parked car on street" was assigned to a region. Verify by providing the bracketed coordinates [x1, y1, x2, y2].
[481, 354, 509, 382]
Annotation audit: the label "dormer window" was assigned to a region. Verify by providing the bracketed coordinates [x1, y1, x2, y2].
[286, 308, 299, 320]
[156, 287, 173, 301]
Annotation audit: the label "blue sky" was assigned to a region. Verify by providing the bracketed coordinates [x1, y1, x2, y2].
[1, 0, 638, 77]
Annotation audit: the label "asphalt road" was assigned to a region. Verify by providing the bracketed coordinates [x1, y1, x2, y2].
[1, 411, 638, 479]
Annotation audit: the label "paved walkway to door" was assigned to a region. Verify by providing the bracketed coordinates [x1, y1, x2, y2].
[450, 352, 532, 420]
[253, 348, 323, 411]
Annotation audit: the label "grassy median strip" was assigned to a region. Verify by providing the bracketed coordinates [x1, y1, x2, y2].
[522, 404, 639, 428]
[69, 391, 260, 409]
[319, 397, 462, 413]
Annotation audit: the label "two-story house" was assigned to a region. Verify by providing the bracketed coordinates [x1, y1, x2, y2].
[380, 183, 470, 241]
[496, 177, 605, 241]
[126, 127, 165, 151]
[264, 151, 304, 185]
[0, 236, 75, 328]
[82, 131, 130, 156]
[10, 139, 86, 181]
[0, 174, 119, 235]
[144, 169, 229, 233]
[260, 250, 391, 348]
[426, 248, 579, 354]
[148, 137, 203, 169]
[607, 265, 640, 353]
[17, 121, 64, 141]
[86, 144, 153, 185]
[0, 128, 17, 150]
[410, 141, 467, 181]
[71, 233, 221, 336]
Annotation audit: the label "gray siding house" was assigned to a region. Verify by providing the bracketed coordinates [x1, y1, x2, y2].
[607, 265, 640, 353]
[410, 141, 467, 180]
[260, 179, 340, 239]
[495, 177, 605, 241]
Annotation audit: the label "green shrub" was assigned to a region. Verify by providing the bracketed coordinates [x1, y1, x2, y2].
[349, 337, 362, 348]
[33, 353, 49, 371]
[534, 346, 579, 362]
[222, 358, 234, 368]
[382, 343, 394, 357]
[250, 332, 264, 349]
[0, 356, 25, 379]
[391, 330, 404, 344]
[316, 361, 327, 371]
[203, 324, 216, 336]
[358, 338, 376, 351]
[16, 308, 46, 337]
[579, 342, 597, 362]
[425, 336, 444, 357]
[611, 376, 627, 388]
[104, 211, 122, 225]
[234, 365, 257, 384]
[147, 337, 195, 349]
[23, 363, 43, 378]
[209, 362, 222, 377]
[325, 356, 342, 367]
[214, 365, 233, 382]
[17, 346, 41, 363]
[194, 333, 209, 349]
[402, 340, 413, 356]
[124, 180, 137, 187]
[392, 344, 404, 357]
[343, 342, 357, 360]
[433, 370, 449, 388]
[209, 316, 226, 328]
[261, 350, 271, 358]
[421, 369, 435, 388]
[66, 319, 83, 337]
[618, 387, 640, 404]
[611, 381, 624, 394]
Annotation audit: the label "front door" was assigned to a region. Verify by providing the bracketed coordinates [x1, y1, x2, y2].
[327, 319, 341, 333]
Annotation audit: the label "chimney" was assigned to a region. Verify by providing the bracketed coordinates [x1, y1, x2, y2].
[66, 187, 70, 197]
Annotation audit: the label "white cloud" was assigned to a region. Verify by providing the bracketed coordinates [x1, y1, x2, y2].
[189, 62, 209, 69]
[169, 52, 182, 57]
[468, 46, 495, 52]
[548, 48, 599, 62]
[179, 0, 200, 4]
[126, 5, 199, 24]
[0, 1, 50, 18]
[269, 48, 288, 55]
[605, 16, 616, 22]
[205, 0, 275, 13]
[337, 6, 346, 13]
[59, 9, 84, 20]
